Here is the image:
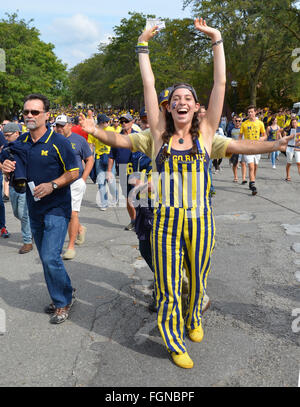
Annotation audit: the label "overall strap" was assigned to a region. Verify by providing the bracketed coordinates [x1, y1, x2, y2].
[167, 136, 173, 155]
[196, 131, 205, 153]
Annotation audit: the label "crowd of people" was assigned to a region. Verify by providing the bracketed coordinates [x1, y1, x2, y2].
[0, 19, 299, 369]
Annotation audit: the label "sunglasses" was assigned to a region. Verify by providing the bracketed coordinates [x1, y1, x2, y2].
[23, 110, 45, 116]
[235, 119, 242, 122]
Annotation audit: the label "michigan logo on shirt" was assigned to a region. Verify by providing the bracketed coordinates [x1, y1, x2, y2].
[41, 150, 48, 156]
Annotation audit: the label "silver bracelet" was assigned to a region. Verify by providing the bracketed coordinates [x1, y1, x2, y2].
[135, 46, 149, 54]
[212, 39, 223, 47]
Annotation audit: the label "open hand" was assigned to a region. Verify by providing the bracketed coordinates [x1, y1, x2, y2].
[79, 113, 96, 135]
[276, 133, 299, 151]
[194, 18, 221, 41]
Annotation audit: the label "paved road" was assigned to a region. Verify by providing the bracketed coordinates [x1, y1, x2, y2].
[0, 153, 299, 387]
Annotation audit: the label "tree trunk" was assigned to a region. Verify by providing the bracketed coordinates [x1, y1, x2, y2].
[249, 47, 266, 106]
[249, 79, 258, 106]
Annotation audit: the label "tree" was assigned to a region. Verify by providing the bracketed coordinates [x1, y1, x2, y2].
[0, 13, 69, 120]
[183, 0, 300, 109]
[69, 12, 213, 110]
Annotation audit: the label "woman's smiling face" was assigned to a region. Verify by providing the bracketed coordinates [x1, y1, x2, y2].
[168, 88, 199, 125]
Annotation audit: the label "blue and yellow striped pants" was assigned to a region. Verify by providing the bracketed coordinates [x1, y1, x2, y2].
[152, 204, 215, 354]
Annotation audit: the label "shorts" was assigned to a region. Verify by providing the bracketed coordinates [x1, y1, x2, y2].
[229, 153, 239, 166]
[239, 154, 246, 163]
[286, 148, 300, 164]
[245, 154, 261, 165]
[70, 178, 86, 212]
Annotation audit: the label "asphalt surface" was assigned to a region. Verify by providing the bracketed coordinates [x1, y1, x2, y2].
[0, 153, 299, 388]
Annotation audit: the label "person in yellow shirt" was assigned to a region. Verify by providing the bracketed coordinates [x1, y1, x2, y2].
[239, 105, 267, 195]
[111, 117, 122, 133]
[276, 108, 286, 128]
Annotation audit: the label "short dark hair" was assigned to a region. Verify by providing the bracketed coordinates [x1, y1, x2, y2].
[247, 105, 256, 112]
[23, 94, 50, 112]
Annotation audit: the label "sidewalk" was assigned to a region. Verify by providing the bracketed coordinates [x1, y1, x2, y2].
[0, 154, 299, 387]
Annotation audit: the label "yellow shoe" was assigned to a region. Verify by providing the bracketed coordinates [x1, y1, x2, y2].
[189, 325, 204, 343]
[171, 352, 194, 369]
[75, 226, 87, 245]
[62, 248, 76, 260]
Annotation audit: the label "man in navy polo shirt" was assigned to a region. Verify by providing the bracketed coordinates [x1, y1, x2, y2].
[2, 94, 79, 324]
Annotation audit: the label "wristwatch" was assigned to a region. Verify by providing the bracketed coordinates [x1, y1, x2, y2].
[51, 181, 58, 190]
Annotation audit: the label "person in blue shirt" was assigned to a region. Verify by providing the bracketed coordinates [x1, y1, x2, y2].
[2, 94, 79, 325]
[1, 122, 33, 252]
[0, 130, 10, 238]
[107, 113, 139, 231]
[54, 114, 94, 260]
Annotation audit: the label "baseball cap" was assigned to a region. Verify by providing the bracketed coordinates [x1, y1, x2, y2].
[55, 114, 72, 125]
[139, 107, 147, 118]
[3, 122, 21, 134]
[97, 114, 110, 124]
[120, 113, 133, 122]
[73, 116, 79, 125]
[158, 87, 173, 107]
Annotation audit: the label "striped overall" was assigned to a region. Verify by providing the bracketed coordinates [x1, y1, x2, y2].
[152, 134, 215, 354]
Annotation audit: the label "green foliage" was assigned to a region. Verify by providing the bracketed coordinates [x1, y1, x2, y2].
[69, 3, 300, 113]
[69, 12, 214, 110]
[183, 0, 300, 110]
[0, 12, 69, 120]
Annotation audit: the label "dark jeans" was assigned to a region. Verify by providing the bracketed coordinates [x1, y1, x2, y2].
[30, 214, 73, 308]
[0, 174, 6, 228]
[139, 237, 154, 273]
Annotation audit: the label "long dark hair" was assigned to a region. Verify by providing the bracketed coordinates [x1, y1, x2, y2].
[161, 83, 199, 158]
[288, 118, 298, 131]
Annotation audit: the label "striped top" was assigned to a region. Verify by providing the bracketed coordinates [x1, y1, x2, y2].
[154, 135, 211, 211]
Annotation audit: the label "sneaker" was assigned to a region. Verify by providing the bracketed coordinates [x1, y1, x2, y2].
[124, 220, 135, 231]
[0, 227, 10, 238]
[49, 297, 76, 324]
[249, 181, 257, 194]
[249, 184, 257, 195]
[251, 186, 257, 195]
[44, 289, 76, 314]
[272, 165, 276, 169]
[63, 248, 76, 260]
[99, 206, 107, 211]
[171, 352, 194, 369]
[75, 226, 87, 245]
[242, 180, 247, 185]
[189, 324, 204, 343]
[18, 243, 33, 254]
[49, 306, 70, 324]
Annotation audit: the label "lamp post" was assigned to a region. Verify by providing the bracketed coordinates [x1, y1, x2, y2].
[231, 80, 238, 114]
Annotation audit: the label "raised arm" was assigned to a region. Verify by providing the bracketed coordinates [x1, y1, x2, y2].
[79, 113, 132, 149]
[196, 18, 226, 141]
[137, 27, 165, 147]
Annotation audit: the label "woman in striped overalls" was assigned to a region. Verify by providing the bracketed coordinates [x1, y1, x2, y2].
[137, 18, 226, 368]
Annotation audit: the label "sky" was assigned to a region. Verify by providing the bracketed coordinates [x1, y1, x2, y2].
[0, 1, 194, 69]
